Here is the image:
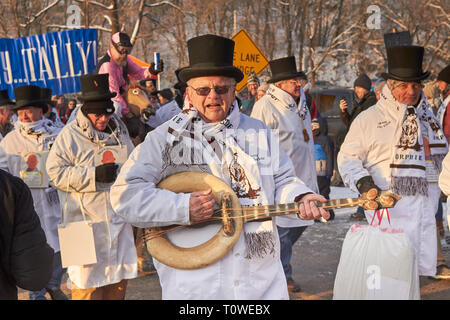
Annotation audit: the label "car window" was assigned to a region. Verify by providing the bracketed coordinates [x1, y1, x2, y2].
[312, 90, 353, 117]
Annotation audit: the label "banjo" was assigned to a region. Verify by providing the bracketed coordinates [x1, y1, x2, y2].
[145, 171, 401, 270]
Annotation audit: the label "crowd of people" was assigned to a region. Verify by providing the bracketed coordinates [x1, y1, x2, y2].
[0, 30, 449, 301]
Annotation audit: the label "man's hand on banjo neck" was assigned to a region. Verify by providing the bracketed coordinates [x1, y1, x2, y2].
[189, 189, 330, 223]
[297, 193, 330, 221]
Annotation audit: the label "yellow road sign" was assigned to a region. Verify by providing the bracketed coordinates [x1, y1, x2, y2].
[232, 29, 269, 92]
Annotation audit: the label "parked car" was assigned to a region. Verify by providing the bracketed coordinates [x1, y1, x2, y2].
[310, 87, 353, 145]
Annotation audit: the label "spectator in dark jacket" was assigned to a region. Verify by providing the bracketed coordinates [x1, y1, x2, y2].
[0, 169, 54, 300]
[339, 73, 377, 128]
[339, 73, 377, 220]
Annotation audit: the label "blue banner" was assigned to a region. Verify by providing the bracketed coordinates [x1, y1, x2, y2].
[0, 28, 98, 98]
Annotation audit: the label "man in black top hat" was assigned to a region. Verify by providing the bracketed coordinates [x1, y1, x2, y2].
[0, 90, 15, 139]
[94, 32, 163, 118]
[338, 46, 449, 283]
[110, 35, 329, 300]
[251, 56, 320, 293]
[46, 73, 137, 300]
[0, 84, 66, 300]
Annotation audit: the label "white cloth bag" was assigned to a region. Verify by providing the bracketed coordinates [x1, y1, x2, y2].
[333, 209, 420, 300]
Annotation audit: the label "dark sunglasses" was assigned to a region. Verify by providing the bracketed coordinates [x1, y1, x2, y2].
[112, 41, 132, 55]
[189, 85, 232, 96]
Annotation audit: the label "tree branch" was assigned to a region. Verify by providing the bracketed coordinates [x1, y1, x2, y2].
[73, 0, 114, 10]
[19, 0, 61, 28]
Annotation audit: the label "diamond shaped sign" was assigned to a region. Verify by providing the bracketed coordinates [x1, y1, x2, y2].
[232, 29, 269, 92]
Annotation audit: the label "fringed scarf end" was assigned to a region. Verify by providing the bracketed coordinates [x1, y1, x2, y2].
[244, 231, 275, 259]
[391, 176, 428, 197]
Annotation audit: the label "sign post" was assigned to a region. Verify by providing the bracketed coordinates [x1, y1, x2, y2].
[231, 29, 269, 92]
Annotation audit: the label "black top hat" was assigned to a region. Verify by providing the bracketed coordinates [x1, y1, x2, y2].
[381, 46, 430, 82]
[178, 34, 244, 83]
[0, 90, 15, 106]
[80, 73, 117, 102]
[267, 56, 304, 83]
[437, 64, 450, 84]
[13, 85, 48, 113]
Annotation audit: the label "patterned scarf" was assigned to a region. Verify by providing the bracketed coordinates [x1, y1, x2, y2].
[165, 98, 275, 259]
[379, 85, 448, 196]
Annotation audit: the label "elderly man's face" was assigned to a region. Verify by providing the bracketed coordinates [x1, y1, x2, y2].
[391, 82, 422, 106]
[277, 78, 301, 100]
[187, 76, 236, 123]
[17, 106, 43, 123]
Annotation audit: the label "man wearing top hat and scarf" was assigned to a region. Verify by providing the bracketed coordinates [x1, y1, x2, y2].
[110, 34, 329, 300]
[338, 46, 448, 280]
[251, 56, 319, 293]
[0, 85, 66, 300]
[46, 73, 137, 300]
[0, 90, 15, 140]
[94, 32, 163, 118]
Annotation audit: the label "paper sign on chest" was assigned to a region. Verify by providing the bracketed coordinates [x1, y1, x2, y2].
[19, 151, 50, 188]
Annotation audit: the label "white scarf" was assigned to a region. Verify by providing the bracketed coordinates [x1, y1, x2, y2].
[379, 85, 448, 196]
[15, 117, 60, 149]
[165, 98, 275, 259]
[266, 84, 311, 141]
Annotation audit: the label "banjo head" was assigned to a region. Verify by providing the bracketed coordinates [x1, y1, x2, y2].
[146, 171, 243, 270]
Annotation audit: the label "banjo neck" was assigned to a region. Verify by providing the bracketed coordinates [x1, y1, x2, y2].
[240, 197, 363, 223]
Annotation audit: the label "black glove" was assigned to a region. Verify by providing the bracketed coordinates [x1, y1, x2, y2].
[356, 176, 381, 200]
[149, 59, 164, 75]
[95, 163, 119, 183]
